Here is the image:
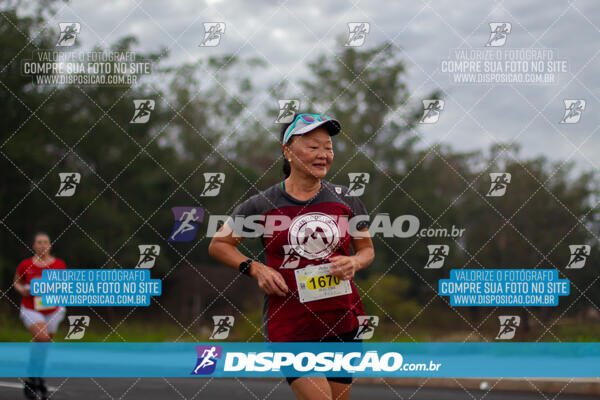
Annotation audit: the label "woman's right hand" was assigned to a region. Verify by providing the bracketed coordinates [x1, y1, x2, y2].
[250, 262, 289, 297]
[16, 283, 30, 296]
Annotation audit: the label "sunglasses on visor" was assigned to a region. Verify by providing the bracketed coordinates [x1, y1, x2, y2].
[283, 113, 333, 144]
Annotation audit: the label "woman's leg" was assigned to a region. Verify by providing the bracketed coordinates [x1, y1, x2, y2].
[327, 380, 352, 400]
[44, 306, 66, 338]
[19, 308, 51, 398]
[28, 322, 51, 342]
[290, 376, 333, 400]
[30, 319, 57, 399]
[19, 307, 48, 341]
[319, 326, 360, 399]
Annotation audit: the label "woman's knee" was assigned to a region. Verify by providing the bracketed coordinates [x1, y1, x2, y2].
[328, 380, 352, 400]
[290, 376, 332, 400]
[29, 322, 51, 342]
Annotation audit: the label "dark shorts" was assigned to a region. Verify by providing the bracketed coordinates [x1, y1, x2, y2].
[285, 327, 362, 386]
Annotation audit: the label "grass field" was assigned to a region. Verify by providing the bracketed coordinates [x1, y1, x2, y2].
[1, 312, 598, 342]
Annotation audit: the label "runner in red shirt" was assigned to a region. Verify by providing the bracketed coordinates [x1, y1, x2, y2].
[13, 232, 67, 399]
[209, 113, 375, 400]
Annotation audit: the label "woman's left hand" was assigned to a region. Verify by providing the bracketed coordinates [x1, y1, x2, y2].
[328, 255, 360, 281]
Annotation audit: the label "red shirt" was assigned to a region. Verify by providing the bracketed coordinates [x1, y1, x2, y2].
[228, 180, 371, 341]
[16, 257, 66, 314]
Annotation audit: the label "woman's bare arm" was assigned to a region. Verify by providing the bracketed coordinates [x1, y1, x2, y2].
[208, 222, 289, 296]
[13, 268, 29, 296]
[350, 228, 375, 272]
[329, 227, 374, 279]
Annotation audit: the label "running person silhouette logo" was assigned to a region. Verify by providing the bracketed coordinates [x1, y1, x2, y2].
[486, 172, 511, 197]
[566, 245, 590, 269]
[209, 316, 235, 340]
[354, 315, 379, 339]
[346, 173, 370, 197]
[56, 172, 81, 197]
[168, 207, 204, 242]
[560, 99, 586, 124]
[191, 345, 222, 375]
[130, 99, 155, 124]
[485, 22, 511, 47]
[345, 22, 370, 47]
[136, 245, 160, 268]
[56, 22, 80, 47]
[496, 315, 520, 340]
[200, 173, 225, 197]
[65, 315, 90, 340]
[420, 100, 445, 124]
[425, 245, 449, 269]
[199, 23, 225, 47]
[275, 100, 300, 123]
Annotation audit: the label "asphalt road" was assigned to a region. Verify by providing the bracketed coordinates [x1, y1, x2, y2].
[0, 378, 597, 400]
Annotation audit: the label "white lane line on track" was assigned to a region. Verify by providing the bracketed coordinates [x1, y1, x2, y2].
[0, 380, 58, 391]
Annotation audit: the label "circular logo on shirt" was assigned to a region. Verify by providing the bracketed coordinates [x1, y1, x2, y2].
[288, 212, 340, 260]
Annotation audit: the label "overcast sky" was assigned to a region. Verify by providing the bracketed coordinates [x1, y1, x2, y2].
[42, 0, 600, 174]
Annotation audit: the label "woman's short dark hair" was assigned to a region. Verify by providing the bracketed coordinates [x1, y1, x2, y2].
[280, 121, 296, 178]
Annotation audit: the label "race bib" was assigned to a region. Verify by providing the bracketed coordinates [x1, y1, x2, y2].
[294, 263, 352, 303]
[33, 295, 56, 311]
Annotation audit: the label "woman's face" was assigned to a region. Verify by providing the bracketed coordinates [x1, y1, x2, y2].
[32, 234, 51, 257]
[284, 128, 334, 179]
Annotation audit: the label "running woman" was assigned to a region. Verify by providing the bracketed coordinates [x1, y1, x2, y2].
[13, 232, 67, 399]
[209, 113, 375, 400]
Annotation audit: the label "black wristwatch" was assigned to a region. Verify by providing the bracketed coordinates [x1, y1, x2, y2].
[239, 258, 254, 276]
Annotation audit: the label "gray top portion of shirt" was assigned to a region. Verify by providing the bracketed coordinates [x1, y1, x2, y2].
[227, 179, 370, 232]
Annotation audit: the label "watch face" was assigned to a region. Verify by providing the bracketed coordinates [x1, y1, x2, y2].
[241, 260, 252, 274]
